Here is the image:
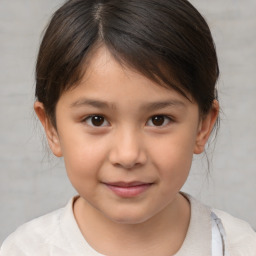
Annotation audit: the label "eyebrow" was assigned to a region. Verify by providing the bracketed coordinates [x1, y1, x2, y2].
[70, 98, 185, 111]
[141, 100, 186, 111]
[70, 99, 115, 109]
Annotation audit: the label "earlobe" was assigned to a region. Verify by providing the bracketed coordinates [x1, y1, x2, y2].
[34, 101, 63, 157]
[194, 100, 219, 154]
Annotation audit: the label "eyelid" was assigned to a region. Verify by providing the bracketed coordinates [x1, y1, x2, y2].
[146, 115, 173, 127]
[83, 114, 110, 127]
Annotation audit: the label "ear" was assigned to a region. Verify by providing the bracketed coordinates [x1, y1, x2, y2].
[34, 101, 62, 157]
[194, 100, 219, 154]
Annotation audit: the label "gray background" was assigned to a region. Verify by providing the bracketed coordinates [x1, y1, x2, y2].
[0, 0, 255, 244]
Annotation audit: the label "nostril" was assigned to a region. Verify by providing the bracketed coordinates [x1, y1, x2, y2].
[114, 161, 142, 170]
[109, 148, 147, 170]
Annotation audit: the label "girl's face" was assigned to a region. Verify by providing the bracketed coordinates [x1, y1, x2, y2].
[35, 47, 217, 224]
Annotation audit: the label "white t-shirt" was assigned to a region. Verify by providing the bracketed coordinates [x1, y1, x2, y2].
[1, 195, 255, 256]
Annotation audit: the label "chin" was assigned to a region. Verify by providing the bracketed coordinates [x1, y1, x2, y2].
[105, 209, 154, 225]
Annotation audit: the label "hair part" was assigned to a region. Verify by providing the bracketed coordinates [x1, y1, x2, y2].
[35, 0, 219, 127]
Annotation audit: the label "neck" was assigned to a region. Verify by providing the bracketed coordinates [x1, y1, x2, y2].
[73, 193, 190, 256]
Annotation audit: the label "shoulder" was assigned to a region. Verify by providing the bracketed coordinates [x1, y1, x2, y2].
[212, 208, 256, 256]
[0, 202, 71, 256]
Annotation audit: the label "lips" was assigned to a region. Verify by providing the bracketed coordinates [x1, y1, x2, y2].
[103, 181, 153, 198]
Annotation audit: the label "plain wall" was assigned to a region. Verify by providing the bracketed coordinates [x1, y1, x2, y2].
[0, 0, 255, 244]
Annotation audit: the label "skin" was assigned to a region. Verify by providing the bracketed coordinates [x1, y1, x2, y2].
[34, 46, 219, 256]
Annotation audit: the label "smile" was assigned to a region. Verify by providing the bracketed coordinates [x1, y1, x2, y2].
[103, 182, 153, 198]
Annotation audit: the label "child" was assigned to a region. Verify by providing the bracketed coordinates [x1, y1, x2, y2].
[1, 0, 255, 255]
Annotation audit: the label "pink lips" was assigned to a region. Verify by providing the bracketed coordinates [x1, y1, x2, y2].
[104, 182, 152, 198]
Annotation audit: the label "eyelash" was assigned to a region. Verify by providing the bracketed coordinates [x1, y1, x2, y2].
[146, 115, 173, 127]
[83, 115, 110, 127]
[82, 114, 173, 128]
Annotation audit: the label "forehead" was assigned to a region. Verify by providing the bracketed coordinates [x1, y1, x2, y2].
[58, 46, 196, 113]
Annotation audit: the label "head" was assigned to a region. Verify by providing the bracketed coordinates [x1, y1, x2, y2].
[34, 0, 219, 224]
[35, 0, 219, 127]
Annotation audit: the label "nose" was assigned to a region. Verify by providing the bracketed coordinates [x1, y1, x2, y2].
[108, 128, 147, 169]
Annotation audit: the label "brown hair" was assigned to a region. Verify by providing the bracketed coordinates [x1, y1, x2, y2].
[35, 0, 219, 127]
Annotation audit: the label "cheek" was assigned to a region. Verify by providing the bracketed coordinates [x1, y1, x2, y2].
[63, 147, 102, 198]
[150, 132, 196, 186]
[59, 134, 108, 185]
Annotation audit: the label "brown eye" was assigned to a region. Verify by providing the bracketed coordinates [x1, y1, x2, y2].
[91, 116, 104, 126]
[146, 115, 171, 127]
[152, 116, 164, 126]
[85, 115, 109, 127]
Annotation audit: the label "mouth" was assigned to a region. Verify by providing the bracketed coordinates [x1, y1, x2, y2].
[103, 181, 153, 198]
